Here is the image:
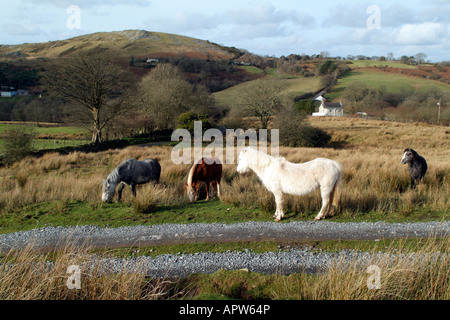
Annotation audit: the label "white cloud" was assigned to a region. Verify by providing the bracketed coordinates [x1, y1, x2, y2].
[3, 23, 46, 37]
[144, 1, 315, 40]
[395, 22, 449, 45]
[21, 0, 151, 8]
[226, 2, 314, 27]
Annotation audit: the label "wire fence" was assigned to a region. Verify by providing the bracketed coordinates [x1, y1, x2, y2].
[31, 139, 91, 150]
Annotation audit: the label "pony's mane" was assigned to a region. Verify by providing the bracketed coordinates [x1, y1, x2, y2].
[107, 159, 135, 185]
[106, 167, 121, 184]
[187, 159, 200, 188]
[243, 147, 278, 170]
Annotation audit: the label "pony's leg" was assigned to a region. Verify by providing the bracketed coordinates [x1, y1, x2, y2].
[131, 184, 137, 197]
[208, 182, 215, 199]
[205, 182, 210, 201]
[216, 181, 221, 199]
[210, 181, 220, 199]
[314, 187, 331, 221]
[273, 192, 284, 221]
[117, 182, 125, 202]
[325, 184, 336, 218]
[411, 178, 416, 190]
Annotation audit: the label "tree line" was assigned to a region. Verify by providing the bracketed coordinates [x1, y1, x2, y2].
[41, 52, 331, 148]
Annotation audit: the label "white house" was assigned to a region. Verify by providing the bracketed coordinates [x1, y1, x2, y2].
[0, 86, 17, 98]
[312, 96, 343, 117]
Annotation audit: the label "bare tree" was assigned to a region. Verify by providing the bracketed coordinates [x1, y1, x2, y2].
[415, 52, 427, 65]
[238, 78, 284, 129]
[387, 52, 394, 61]
[138, 63, 214, 130]
[45, 53, 136, 144]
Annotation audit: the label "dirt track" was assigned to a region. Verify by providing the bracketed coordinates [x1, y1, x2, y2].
[1, 220, 449, 252]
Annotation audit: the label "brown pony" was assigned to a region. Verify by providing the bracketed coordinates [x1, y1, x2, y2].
[185, 157, 222, 201]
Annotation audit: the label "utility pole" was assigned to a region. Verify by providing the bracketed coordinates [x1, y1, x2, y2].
[437, 98, 441, 124]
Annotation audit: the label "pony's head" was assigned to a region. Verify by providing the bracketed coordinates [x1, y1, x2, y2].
[185, 182, 197, 202]
[102, 178, 116, 203]
[237, 148, 251, 173]
[237, 147, 258, 173]
[401, 148, 417, 164]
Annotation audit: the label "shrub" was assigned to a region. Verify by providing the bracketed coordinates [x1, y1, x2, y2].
[176, 112, 211, 132]
[1, 126, 35, 165]
[273, 109, 331, 148]
[294, 99, 315, 115]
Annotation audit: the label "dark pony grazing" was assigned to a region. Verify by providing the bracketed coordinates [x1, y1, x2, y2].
[401, 148, 427, 190]
[102, 158, 161, 203]
[186, 157, 222, 202]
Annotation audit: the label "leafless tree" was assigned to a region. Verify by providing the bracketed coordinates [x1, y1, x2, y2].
[138, 63, 214, 130]
[45, 53, 137, 144]
[238, 78, 285, 129]
[415, 52, 427, 65]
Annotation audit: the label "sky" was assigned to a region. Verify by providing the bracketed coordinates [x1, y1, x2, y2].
[1, 0, 449, 62]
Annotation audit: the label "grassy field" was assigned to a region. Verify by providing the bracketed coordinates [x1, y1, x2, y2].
[0, 121, 88, 139]
[327, 68, 450, 100]
[1, 117, 448, 233]
[1, 117, 449, 300]
[214, 74, 321, 107]
[346, 60, 420, 69]
[0, 122, 90, 152]
[238, 65, 265, 75]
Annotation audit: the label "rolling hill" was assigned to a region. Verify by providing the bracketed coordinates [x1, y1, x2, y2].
[327, 68, 450, 101]
[1, 29, 449, 123]
[0, 29, 243, 61]
[214, 74, 322, 107]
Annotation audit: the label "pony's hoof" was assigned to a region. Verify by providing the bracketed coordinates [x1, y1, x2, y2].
[275, 217, 281, 222]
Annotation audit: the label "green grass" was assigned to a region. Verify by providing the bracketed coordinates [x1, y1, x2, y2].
[0, 198, 447, 235]
[100, 241, 282, 259]
[214, 75, 321, 107]
[31, 139, 90, 150]
[0, 123, 87, 136]
[328, 69, 450, 100]
[347, 60, 419, 69]
[0, 139, 89, 152]
[238, 65, 264, 75]
[94, 237, 449, 261]
[0, 123, 90, 152]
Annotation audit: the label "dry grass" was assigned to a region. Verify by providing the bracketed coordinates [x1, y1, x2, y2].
[0, 118, 449, 218]
[1, 234, 448, 300]
[0, 146, 188, 212]
[0, 240, 175, 300]
[221, 144, 449, 217]
[0, 117, 448, 300]
[284, 235, 450, 300]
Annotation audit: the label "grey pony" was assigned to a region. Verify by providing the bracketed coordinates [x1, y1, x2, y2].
[102, 158, 161, 203]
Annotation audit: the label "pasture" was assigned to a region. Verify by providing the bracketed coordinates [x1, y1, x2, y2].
[1, 117, 448, 232]
[0, 122, 90, 152]
[327, 68, 450, 100]
[0, 117, 449, 300]
[214, 75, 321, 107]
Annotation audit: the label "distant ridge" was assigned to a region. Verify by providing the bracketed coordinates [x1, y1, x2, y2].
[0, 29, 244, 61]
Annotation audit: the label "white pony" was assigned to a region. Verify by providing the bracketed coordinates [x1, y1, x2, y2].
[237, 147, 342, 221]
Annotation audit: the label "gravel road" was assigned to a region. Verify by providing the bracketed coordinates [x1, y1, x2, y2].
[1, 221, 448, 277]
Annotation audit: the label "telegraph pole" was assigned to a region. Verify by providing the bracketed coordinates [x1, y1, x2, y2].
[437, 98, 441, 124]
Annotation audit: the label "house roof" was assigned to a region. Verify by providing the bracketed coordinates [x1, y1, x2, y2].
[322, 102, 342, 109]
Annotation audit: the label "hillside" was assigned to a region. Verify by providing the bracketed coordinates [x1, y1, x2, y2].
[327, 68, 450, 101]
[214, 74, 322, 107]
[0, 30, 243, 61]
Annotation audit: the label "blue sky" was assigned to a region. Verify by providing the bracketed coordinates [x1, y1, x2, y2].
[1, 0, 449, 61]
